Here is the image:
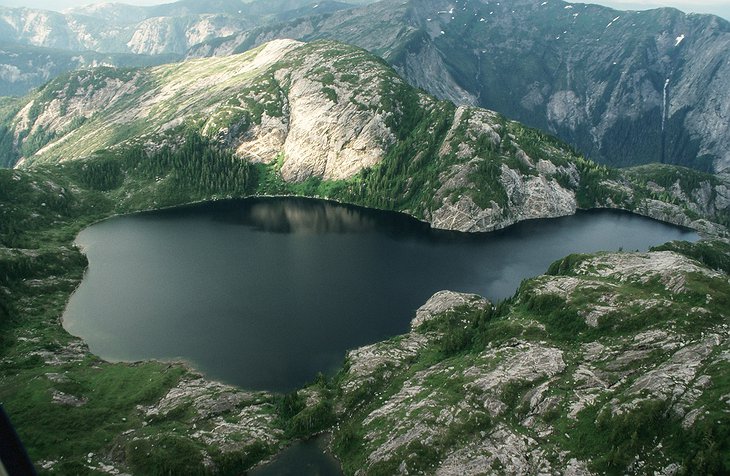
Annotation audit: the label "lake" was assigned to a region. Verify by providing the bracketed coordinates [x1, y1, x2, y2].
[62, 198, 697, 392]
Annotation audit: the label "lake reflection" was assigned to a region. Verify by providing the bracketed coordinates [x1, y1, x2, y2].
[63, 198, 697, 391]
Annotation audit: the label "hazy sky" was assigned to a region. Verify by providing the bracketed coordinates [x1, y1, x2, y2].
[0, 0, 728, 20]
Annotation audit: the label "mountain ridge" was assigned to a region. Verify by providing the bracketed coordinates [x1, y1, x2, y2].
[0, 0, 372, 55]
[190, 0, 730, 173]
[3, 0, 729, 174]
[2, 39, 727, 238]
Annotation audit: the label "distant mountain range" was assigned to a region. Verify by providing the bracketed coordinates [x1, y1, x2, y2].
[0, 0, 374, 96]
[0, 0, 369, 55]
[190, 0, 730, 173]
[0, 43, 178, 97]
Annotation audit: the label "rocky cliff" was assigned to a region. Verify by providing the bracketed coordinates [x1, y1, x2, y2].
[4, 39, 400, 182]
[192, 0, 730, 173]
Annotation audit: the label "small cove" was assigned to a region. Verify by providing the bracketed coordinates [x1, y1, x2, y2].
[62, 198, 697, 393]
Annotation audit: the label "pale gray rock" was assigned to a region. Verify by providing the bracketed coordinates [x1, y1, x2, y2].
[630, 336, 720, 395]
[435, 424, 554, 476]
[547, 90, 585, 131]
[411, 290, 489, 331]
[572, 251, 723, 294]
[143, 376, 282, 452]
[277, 55, 396, 181]
[564, 458, 595, 476]
[51, 390, 88, 407]
[466, 344, 566, 401]
[341, 334, 430, 397]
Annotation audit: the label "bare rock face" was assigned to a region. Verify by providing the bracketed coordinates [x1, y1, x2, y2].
[141, 376, 282, 453]
[126, 15, 244, 55]
[396, 39, 478, 107]
[275, 49, 396, 181]
[227, 40, 399, 182]
[51, 390, 88, 407]
[572, 251, 724, 293]
[428, 107, 578, 232]
[430, 194, 504, 232]
[623, 334, 721, 409]
[435, 425, 558, 476]
[341, 291, 489, 399]
[9, 39, 400, 185]
[465, 343, 566, 400]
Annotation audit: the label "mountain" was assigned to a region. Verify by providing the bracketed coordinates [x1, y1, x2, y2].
[0, 43, 179, 97]
[0, 0, 378, 97]
[0, 0, 369, 55]
[189, 0, 730, 173]
[3, 39, 728, 235]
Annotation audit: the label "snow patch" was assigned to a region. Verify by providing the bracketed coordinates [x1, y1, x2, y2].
[675, 34, 685, 46]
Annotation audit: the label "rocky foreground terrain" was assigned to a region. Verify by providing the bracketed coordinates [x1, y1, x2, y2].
[327, 243, 730, 474]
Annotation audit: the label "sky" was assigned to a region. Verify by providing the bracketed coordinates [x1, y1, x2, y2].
[0, 0, 728, 20]
[594, 1, 730, 20]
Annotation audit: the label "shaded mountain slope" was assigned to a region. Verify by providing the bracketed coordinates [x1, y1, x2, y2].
[190, 0, 730, 172]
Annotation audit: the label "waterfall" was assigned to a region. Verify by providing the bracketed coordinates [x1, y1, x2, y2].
[661, 78, 669, 163]
[662, 78, 670, 132]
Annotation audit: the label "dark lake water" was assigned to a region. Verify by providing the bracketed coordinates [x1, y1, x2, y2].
[250, 435, 341, 476]
[62, 198, 697, 392]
